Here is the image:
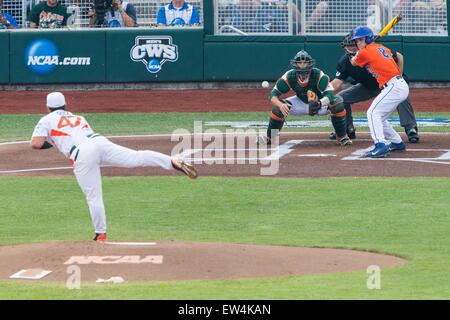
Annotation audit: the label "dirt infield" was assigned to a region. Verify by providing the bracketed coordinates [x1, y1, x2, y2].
[0, 88, 449, 114]
[1, 133, 449, 178]
[0, 241, 406, 282]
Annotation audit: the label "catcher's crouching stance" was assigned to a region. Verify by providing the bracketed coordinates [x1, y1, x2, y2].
[257, 50, 352, 146]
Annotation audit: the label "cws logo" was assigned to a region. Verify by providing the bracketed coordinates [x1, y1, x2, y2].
[130, 36, 178, 73]
[25, 39, 91, 75]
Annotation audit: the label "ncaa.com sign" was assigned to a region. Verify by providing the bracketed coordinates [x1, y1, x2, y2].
[25, 39, 91, 74]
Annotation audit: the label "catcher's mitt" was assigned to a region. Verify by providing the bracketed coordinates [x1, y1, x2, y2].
[307, 90, 321, 116]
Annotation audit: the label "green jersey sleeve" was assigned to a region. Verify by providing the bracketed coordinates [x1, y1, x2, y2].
[317, 70, 335, 101]
[268, 71, 292, 100]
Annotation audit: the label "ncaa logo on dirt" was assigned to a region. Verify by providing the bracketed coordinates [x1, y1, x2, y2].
[130, 36, 178, 73]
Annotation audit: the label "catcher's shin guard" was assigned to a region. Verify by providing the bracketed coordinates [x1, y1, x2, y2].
[330, 112, 347, 140]
[267, 106, 286, 139]
[329, 96, 347, 139]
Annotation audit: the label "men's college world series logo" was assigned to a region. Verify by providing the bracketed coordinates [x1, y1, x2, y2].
[130, 36, 178, 73]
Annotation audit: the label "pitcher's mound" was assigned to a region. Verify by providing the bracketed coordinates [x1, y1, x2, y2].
[0, 241, 406, 282]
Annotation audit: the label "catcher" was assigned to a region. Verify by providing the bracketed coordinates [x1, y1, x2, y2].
[257, 50, 352, 146]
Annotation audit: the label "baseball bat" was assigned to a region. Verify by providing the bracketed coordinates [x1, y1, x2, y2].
[374, 14, 403, 41]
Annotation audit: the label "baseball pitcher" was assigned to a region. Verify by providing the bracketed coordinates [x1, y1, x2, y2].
[31, 92, 197, 242]
[257, 50, 352, 146]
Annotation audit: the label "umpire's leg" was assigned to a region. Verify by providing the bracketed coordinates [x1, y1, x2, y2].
[337, 84, 379, 137]
[397, 98, 420, 143]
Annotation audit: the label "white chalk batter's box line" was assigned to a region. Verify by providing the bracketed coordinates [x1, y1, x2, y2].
[1, 138, 450, 174]
[344, 148, 450, 165]
[1, 132, 450, 147]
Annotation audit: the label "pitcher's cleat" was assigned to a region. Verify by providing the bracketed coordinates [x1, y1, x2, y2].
[172, 159, 198, 179]
[93, 233, 107, 242]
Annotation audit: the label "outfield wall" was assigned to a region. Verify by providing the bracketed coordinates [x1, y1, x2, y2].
[1, 29, 449, 84]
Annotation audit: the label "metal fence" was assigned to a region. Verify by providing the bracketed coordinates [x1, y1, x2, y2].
[215, 0, 448, 36]
[1, 0, 203, 28]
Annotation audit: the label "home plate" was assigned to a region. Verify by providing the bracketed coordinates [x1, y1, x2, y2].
[297, 154, 336, 157]
[104, 241, 157, 246]
[10, 269, 52, 280]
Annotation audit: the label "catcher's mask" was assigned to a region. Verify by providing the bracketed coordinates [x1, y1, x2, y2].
[341, 32, 358, 57]
[290, 50, 315, 83]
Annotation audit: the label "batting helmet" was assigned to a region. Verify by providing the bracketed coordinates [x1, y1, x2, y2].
[290, 50, 315, 80]
[351, 26, 374, 44]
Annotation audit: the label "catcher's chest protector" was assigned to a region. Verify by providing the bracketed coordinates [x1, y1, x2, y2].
[286, 68, 328, 103]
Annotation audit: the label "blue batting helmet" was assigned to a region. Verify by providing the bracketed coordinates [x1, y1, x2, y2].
[351, 26, 374, 44]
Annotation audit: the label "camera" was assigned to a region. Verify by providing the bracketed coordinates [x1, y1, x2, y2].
[92, 0, 114, 27]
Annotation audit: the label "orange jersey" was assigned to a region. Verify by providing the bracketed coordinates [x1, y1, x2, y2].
[353, 43, 400, 88]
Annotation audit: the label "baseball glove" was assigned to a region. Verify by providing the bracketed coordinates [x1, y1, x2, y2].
[307, 90, 321, 116]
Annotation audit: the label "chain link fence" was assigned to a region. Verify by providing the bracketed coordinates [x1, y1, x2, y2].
[1, 0, 203, 28]
[215, 0, 448, 35]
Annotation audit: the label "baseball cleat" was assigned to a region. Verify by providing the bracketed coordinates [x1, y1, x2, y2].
[256, 135, 271, 145]
[94, 233, 107, 242]
[338, 136, 353, 146]
[389, 141, 406, 152]
[329, 132, 337, 140]
[172, 159, 198, 179]
[364, 143, 390, 158]
[330, 129, 356, 141]
[406, 128, 419, 143]
[347, 126, 356, 139]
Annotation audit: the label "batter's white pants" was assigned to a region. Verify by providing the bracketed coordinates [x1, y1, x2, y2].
[367, 76, 409, 145]
[72, 136, 173, 234]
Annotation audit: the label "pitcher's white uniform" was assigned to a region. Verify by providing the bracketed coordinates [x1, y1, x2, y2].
[32, 109, 174, 234]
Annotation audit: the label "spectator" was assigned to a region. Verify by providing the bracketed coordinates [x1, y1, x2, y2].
[305, 0, 368, 33]
[28, 0, 69, 28]
[0, 0, 19, 29]
[89, 0, 136, 28]
[222, 0, 288, 33]
[157, 0, 200, 27]
[0, 0, 19, 30]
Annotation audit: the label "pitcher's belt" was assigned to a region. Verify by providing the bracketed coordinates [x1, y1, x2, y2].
[69, 134, 101, 162]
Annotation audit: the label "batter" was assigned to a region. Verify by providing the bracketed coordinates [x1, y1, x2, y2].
[351, 26, 409, 158]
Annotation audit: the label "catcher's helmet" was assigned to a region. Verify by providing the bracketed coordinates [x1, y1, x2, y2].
[351, 26, 374, 44]
[290, 50, 315, 81]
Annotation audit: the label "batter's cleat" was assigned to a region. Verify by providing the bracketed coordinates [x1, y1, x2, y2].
[406, 128, 420, 143]
[364, 143, 390, 158]
[172, 159, 198, 179]
[338, 136, 353, 146]
[256, 135, 271, 145]
[389, 141, 406, 152]
[93, 233, 107, 242]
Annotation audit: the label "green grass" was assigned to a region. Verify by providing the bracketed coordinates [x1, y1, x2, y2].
[0, 112, 449, 142]
[0, 176, 449, 299]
